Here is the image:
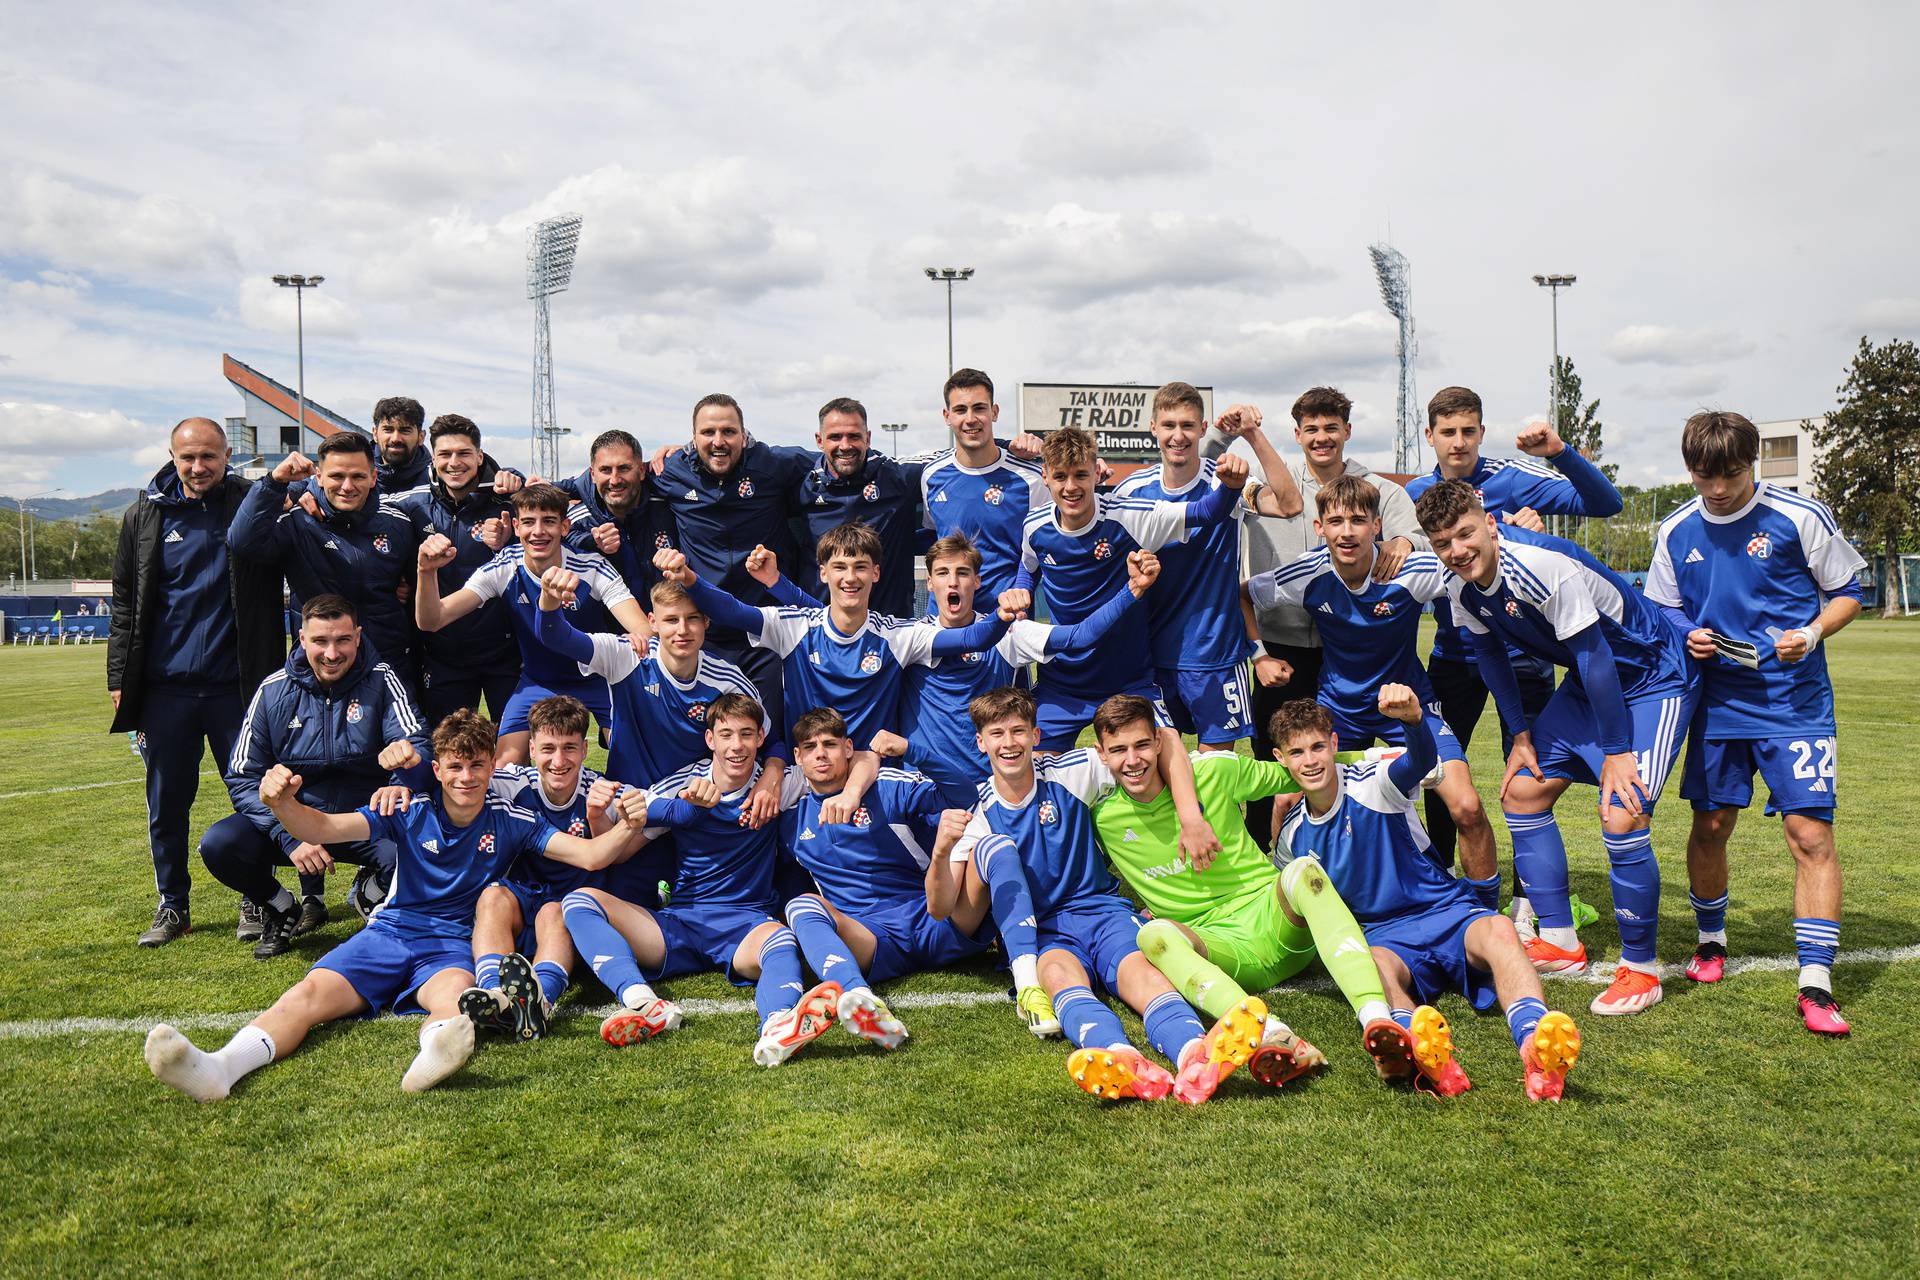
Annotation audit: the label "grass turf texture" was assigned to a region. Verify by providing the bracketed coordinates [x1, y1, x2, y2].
[2, 625, 1918, 1278]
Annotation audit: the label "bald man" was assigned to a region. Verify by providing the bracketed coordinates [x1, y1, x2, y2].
[111, 419, 288, 947]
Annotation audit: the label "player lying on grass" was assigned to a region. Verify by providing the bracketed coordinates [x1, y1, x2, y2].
[946, 687, 1270, 1105]
[415, 483, 651, 764]
[556, 692, 873, 1066]
[1086, 694, 1420, 1085]
[458, 695, 638, 1043]
[1272, 691, 1584, 1101]
[771, 707, 1051, 1049]
[144, 711, 651, 1101]
[1648, 410, 1864, 1035]
[1416, 478, 1700, 1016]
[1242, 474, 1504, 907]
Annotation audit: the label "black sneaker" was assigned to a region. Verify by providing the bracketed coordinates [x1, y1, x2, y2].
[348, 864, 390, 921]
[294, 895, 328, 936]
[236, 898, 264, 942]
[499, 953, 551, 1041]
[252, 899, 300, 960]
[459, 986, 517, 1038]
[138, 906, 190, 947]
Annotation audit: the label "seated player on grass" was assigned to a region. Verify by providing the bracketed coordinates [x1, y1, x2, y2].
[772, 707, 1051, 1050]
[459, 695, 637, 1042]
[144, 710, 650, 1101]
[415, 483, 652, 764]
[947, 687, 1265, 1106]
[1242, 474, 1505, 908]
[557, 693, 867, 1067]
[1087, 694, 1422, 1085]
[1271, 690, 1584, 1101]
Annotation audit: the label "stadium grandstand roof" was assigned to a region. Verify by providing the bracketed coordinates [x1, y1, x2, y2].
[221, 353, 362, 437]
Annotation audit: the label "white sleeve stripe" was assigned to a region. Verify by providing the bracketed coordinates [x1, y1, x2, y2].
[229, 673, 284, 772]
[380, 666, 424, 735]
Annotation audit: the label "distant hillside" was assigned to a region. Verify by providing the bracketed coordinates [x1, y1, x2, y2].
[23, 489, 142, 520]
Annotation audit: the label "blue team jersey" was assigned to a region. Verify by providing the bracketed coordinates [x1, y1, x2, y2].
[1113, 460, 1252, 671]
[1250, 546, 1449, 718]
[920, 448, 1048, 603]
[898, 616, 1081, 801]
[489, 763, 613, 897]
[1646, 483, 1864, 740]
[746, 605, 969, 743]
[1277, 759, 1470, 924]
[1407, 452, 1621, 664]
[359, 788, 554, 940]
[462, 545, 635, 687]
[643, 759, 779, 911]
[570, 632, 771, 788]
[1450, 526, 1687, 699]
[959, 750, 1121, 918]
[778, 767, 944, 917]
[1019, 495, 1196, 704]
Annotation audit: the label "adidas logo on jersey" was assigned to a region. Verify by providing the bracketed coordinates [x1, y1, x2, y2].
[422, 839, 438, 852]
[684, 488, 699, 500]
[809, 650, 823, 666]
[934, 491, 949, 503]
[645, 683, 661, 696]
[1222, 717, 1239, 730]
[1044, 553, 1058, 566]
[1123, 829, 1140, 842]
[1685, 547, 1705, 564]
[163, 529, 183, 544]
[1317, 603, 1335, 614]
[799, 827, 816, 840]
[287, 715, 302, 729]
[322, 539, 339, 550]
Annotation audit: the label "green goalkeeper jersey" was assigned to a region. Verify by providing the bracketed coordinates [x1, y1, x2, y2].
[1093, 751, 1301, 923]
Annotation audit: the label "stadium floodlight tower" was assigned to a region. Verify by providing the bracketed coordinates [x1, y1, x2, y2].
[1368, 243, 1420, 473]
[528, 213, 584, 477]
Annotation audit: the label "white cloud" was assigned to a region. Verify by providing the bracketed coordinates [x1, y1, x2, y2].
[0, 168, 237, 280]
[1019, 118, 1212, 179]
[0, 402, 163, 495]
[1848, 297, 1920, 333]
[1604, 324, 1756, 366]
[235, 275, 360, 339]
[1626, 371, 1727, 400]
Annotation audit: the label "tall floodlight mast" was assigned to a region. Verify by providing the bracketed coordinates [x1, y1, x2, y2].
[528, 214, 584, 477]
[1368, 243, 1421, 474]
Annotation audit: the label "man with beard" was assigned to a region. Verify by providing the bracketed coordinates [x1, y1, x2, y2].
[791, 398, 925, 617]
[561, 429, 673, 602]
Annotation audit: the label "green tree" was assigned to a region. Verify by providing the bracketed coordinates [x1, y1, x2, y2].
[1813, 336, 1920, 617]
[1550, 355, 1617, 481]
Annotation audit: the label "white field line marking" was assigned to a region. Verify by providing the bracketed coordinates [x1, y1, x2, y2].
[5, 945, 1917, 1042]
[0, 771, 218, 803]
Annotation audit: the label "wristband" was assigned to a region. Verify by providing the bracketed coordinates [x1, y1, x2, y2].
[1797, 621, 1824, 648]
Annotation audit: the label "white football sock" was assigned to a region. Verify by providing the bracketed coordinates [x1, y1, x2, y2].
[145, 1024, 275, 1102]
[1539, 925, 1580, 949]
[1011, 954, 1040, 991]
[1799, 963, 1832, 992]
[1357, 999, 1393, 1028]
[401, 1017, 475, 1093]
[619, 982, 658, 1010]
[1698, 928, 1728, 946]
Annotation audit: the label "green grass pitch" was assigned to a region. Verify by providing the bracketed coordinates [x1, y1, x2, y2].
[2, 626, 1917, 1278]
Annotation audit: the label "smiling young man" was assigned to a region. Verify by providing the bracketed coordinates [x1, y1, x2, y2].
[385, 414, 525, 726]
[920, 368, 1050, 603]
[949, 688, 1267, 1105]
[1647, 411, 1865, 1035]
[1242, 476, 1504, 906]
[1415, 479, 1699, 1016]
[414, 483, 650, 764]
[146, 709, 650, 1100]
[557, 693, 856, 1067]
[1271, 690, 1584, 1101]
[1088, 695, 1416, 1086]
[792, 397, 927, 617]
[1405, 386, 1624, 868]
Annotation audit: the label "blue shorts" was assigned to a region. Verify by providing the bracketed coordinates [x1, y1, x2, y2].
[1532, 680, 1696, 814]
[311, 923, 473, 1016]
[591, 843, 673, 911]
[1364, 897, 1499, 1011]
[1682, 732, 1837, 821]
[1035, 894, 1148, 993]
[1035, 684, 1170, 753]
[648, 902, 779, 986]
[1156, 663, 1255, 745]
[498, 674, 613, 736]
[854, 898, 992, 984]
[1331, 701, 1467, 769]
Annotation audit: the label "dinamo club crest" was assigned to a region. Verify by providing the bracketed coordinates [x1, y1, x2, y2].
[567, 818, 587, 836]
[1038, 800, 1058, 824]
[1092, 539, 1113, 560]
[373, 535, 391, 554]
[1372, 601, 1393, 617]
[1746, 532, 1772, 559]
[1505, 600, 1522, 617]
[478, 833, 495, 853]
[851, 806, 871, 828]
[859, 651, 882, 674]
[345, 700, 363, 723]
[687, 701, 708, 722]
[983, 485, 1004, 506]
[737, 478, 755, 498]
[862, 482, 879, 502]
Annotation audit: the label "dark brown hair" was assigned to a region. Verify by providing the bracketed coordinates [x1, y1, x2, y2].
[300, 593, 357, 624]
[817, 521, 883, 566]
[432, 707, 496, 760]
[792, 707, 849, 745]
[1315, 474, 1380, 519]
[1291, 387, 1352, 425]
[944, 367, 995, 407]
[1413, 477, 1484, 534]
[970, 686, 1037, 732]
[1426, 386, 1483, 429]
[1680, 410, 1760, 477]
[526, 695, 590, 741]
[926, 532, 982, 574]
[705, 691, 763, 731]
[510, 482, 572, 517]
[1091, 694, 1158, 743]
[1268, 698, 1333, 746]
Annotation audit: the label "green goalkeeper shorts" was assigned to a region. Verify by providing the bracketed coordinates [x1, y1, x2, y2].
[1187, 877, 1316, 992]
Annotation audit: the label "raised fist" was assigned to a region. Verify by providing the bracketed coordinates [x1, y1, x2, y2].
[418, 534, 457, 572]
[272, 452, 315, 484]
[377, 740, 421, 772]
[679, 776, 721, 808]
[539, 565, 581, 611]
[1214, 453, 1249, 490]
[261, 763, 303, 807]
[652, 547, 695, 586]
[1127, 549, 1161, 595]
[591, 522, 621, 556]
[745, 544, 779, 589]
[1377, 683, 1423, 724]
[1515, 422, 1566, 459]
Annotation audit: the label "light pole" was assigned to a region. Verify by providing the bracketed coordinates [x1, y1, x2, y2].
[272, 274, 325, 449]
[923, 267, 974, 375]
[15, 489, 63, 583]
[1532, 273, 1576, 436]
[878, 422, 909, 456]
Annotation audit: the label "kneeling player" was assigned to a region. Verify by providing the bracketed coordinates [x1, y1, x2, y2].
[950, 688, 1267, 1105]
[557, 693, 849, 1067]
[145, 711, 648, 1100]
[1087, 695, 1418, 1084]
[1273, 691, 1582, 1101]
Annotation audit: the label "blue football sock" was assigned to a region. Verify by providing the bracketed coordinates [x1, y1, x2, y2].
[972, 835, 1041, 968]
[1505, 811, 1575, 930]
[1602, 829, 1661, 965]
[1390, 1006, 1415, 1029]
[560, 892, 645, 1001]
[1690, 891, 1729, 938]
[1053, 985, 1131, 1051]
[785, 895, 868, 993]
[1141, 990, 1206, 1065]
[474, 952, 504, 991]
[1793, 917, 1839, 990]
[1506, 996, 1548, 1051]
[754, 927, 808, 1029]
[1465, 875, 1502, 911]
[534, 961, 569, 1007]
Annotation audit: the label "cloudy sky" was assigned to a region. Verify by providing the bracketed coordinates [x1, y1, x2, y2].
[2, 3, 1916, 499]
